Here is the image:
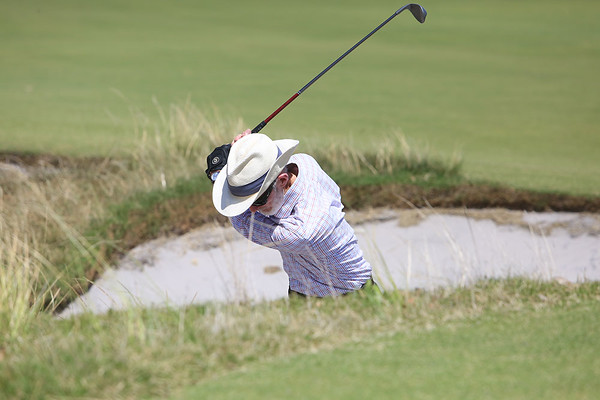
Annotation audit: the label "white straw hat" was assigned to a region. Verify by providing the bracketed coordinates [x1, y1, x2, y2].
[212, 134, 299, 217]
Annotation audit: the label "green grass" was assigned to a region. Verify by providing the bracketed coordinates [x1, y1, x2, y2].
[180, 301, 600, 400]
[1, 0, 599, 195]
[1, 1, 599, 398]
[1, 280, 598, 400]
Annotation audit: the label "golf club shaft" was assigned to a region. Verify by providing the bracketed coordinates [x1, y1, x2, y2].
[251, 3, 426, 133]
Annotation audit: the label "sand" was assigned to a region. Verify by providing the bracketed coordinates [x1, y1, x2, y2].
[60, 209, 600, 317]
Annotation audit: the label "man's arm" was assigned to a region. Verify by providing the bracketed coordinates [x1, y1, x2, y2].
[230, 209, 311, 254]
[230, 210, 278, 247]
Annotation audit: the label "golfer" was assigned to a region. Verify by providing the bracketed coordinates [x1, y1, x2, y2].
[211, 130, 373, 297]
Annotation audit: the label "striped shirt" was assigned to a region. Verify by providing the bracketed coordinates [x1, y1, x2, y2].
[230, 154, 372, 296]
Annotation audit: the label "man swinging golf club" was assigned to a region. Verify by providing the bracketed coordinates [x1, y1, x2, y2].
[211, 130, 374, 297]
[207, 3, 428, 296]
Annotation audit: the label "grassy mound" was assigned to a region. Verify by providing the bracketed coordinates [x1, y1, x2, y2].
[1, 280, 598, 399]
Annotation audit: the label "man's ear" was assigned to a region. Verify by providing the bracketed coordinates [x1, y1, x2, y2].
[277, 171, 289, 187]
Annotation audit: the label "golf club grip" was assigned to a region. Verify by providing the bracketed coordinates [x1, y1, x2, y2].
[251, 121, 266, 133]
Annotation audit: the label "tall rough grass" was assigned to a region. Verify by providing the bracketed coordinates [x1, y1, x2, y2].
[0, 103, 236, 346]
[0, 235, 44, 345]
[313, 131, 461, 178]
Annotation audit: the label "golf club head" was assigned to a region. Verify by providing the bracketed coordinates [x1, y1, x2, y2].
[408, 4, 427, 23]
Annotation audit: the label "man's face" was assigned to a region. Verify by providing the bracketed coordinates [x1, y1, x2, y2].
[250, 183, 285, 216]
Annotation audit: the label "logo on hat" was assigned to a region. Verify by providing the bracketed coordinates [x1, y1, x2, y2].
[212, 156, 220, 165]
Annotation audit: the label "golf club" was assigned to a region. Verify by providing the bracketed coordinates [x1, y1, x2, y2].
[251, 3, 427, 133]
[206, 3, 427, 181]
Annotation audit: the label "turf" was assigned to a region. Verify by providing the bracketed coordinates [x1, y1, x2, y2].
[177, 301, 600, 400]
[2, 3, 599, 398]
[1, 0, 599, 195]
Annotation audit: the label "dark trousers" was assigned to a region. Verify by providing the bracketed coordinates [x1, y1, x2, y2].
[288, 278, 378, 298]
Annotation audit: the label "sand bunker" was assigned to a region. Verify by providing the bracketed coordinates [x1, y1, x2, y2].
[60, 209, 600, 317]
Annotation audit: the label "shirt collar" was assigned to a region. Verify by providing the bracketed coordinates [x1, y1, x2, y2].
[272, 168, 303, 220]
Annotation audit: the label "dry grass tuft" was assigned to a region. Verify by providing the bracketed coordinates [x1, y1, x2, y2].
[312, 131, 462, 177]
[0, 103, 239, 343]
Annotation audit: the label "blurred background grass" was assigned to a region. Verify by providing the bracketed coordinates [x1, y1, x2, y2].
[1, 0, 599, 195]
[2, 2, 600, 397]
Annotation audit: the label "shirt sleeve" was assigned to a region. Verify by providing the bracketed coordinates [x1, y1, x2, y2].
[230, 210, 279, 248]
[230, 210, 310, 252]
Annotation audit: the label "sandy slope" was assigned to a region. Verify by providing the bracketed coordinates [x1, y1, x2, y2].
[60, 208, 600, 317]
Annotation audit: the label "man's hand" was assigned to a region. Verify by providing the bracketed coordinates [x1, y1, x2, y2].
[232, 129, 251, 145]
[205, 143, 231, 183]
[206, 129, 252, 183]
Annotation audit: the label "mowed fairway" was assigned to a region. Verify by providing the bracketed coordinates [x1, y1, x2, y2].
[1, 0, 599, 195]
[178, 301, 600, 400]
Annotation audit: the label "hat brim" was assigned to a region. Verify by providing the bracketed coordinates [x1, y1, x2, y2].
[212, 139, 299, 217]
